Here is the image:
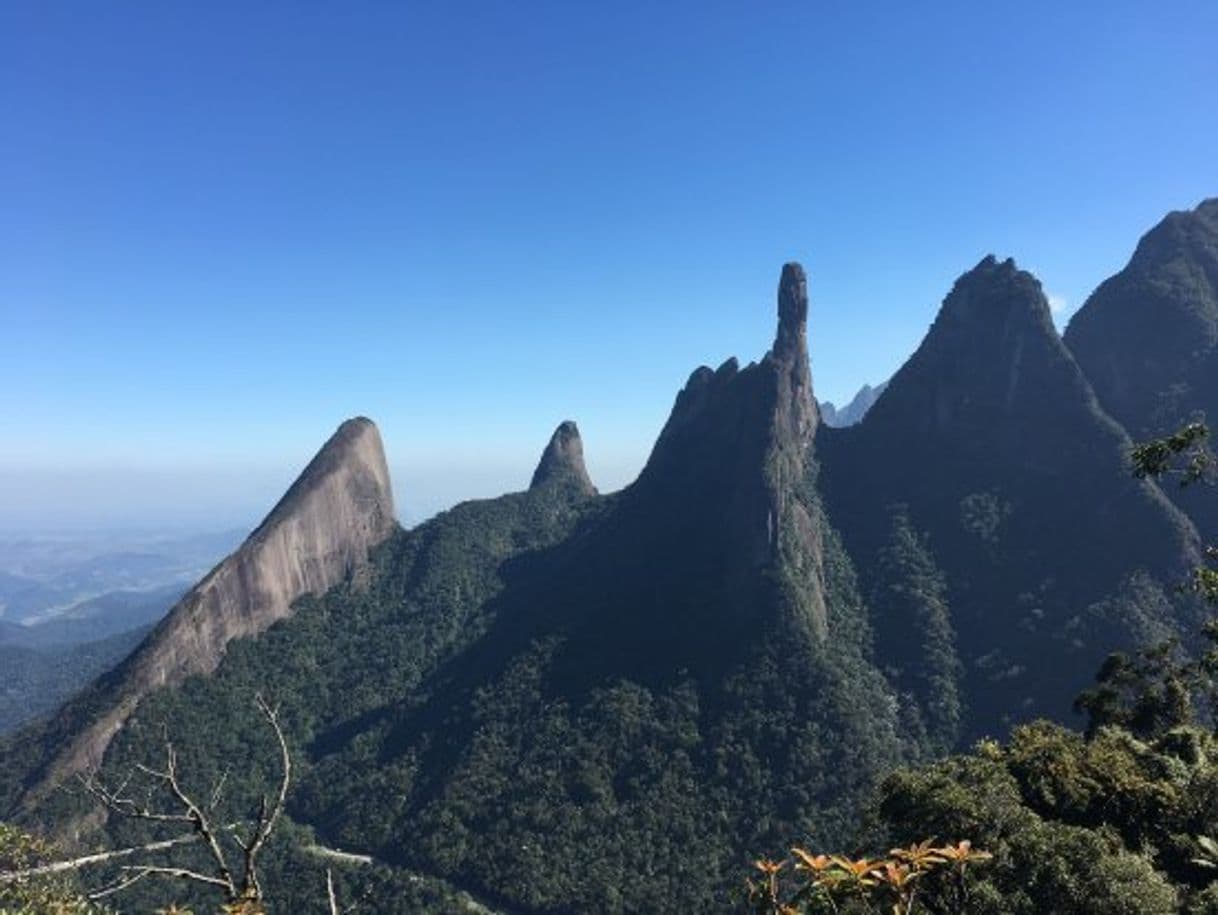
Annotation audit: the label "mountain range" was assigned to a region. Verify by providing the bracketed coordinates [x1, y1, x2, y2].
[818, 380, 888, 427]
[1, 197, 1215, 914]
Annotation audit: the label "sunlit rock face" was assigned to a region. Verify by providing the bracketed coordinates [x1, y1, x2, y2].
[28, 417, 397, 799]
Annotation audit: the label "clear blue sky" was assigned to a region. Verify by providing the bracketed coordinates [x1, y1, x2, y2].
[2, 1, 1216, 529]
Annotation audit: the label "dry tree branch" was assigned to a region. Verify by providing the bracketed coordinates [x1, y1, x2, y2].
[81, 739, 238, 900]
[57, 693, 294, 907]
[234, 693, 292, 900]
[326, 868, 339, 915]
[0, 831, 204, 884]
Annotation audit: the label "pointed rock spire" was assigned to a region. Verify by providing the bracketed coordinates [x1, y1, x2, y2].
[774, 262, 809, 362]
[530, 420, 597, 496]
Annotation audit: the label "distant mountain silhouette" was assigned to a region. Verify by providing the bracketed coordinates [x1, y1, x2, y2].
[820, 380, 888, 427]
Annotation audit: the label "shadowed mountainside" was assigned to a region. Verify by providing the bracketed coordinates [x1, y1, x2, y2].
[820, 255, 1201, 738]
[1066, 197, 1218, 535]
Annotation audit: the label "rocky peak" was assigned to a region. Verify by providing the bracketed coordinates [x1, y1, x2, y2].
[1127, 197, 1218, 277]
[938, 255, 1056, 334]
[1065, 197, 1218, 443]
[774, 261, 809, 362]
[628, 263, 827, 638]
[530, 420, 597, 496]
[24, 417, 397, 802]
[862, 254, 1079, 431]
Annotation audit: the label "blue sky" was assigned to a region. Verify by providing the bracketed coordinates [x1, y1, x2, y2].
[2, 1, 1216, 528]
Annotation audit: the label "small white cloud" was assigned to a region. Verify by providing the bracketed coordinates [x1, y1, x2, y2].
[1047, 293, 1068, 314]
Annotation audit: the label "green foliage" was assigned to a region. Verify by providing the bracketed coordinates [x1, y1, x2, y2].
[1132, 421, 1214, 487]
[869, 507, 962, 754]
[0, 822, 108, 914]
[875, 720, 1218, 913]
[0, 628, 150, 735]
[1073, 641, 1197, 739]
[9, 460, 921, 913]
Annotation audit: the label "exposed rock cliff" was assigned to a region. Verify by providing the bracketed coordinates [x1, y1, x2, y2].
[21, 417, 396, 803]
[529, 421, 597, 496]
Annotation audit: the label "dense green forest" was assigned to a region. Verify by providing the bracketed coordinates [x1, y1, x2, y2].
[0, 627, 151, 734]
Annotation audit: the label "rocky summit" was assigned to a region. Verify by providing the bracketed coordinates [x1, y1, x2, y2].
[529, 420, 597, 495]
[1066, 198, 1218, 534]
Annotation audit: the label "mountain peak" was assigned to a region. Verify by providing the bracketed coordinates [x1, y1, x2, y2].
[256, 416, 392, 534]
[1122, 197, 1218, 276]
[774, 261, 808, 360]
[530, 420, 596, 495]
[21, 416, 397, 802]
[939, 254, 1054, 331]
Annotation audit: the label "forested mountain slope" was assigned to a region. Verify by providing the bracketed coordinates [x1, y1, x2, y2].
[2, 266, 914, 914]
[820, 255, 1201, 738]
[1066, 197, 1218, 534]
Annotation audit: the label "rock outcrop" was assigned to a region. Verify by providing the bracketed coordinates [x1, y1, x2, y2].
[616, 262, 828, 643]
[23, 417, 396, 802]
[529, 421, 597, 495]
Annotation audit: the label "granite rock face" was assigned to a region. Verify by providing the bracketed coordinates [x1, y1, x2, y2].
[530, 421, 597, 496]
[27, 417, 396, 800]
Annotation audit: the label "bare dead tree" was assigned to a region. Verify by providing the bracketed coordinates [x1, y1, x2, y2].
[70, 693, 291, 909]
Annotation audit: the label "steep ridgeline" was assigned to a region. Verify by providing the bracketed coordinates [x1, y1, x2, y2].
[5, 417, 396, 811]
[820, 256, 1201, 739]
[19, 266, 909, 914]
[1065, 198, 1218, 533]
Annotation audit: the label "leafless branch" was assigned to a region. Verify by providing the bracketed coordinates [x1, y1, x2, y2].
[81, 738, 238, 899]
[86, 868, 153, 900]
[116, 863, 234, 890]
[327, 867, 339, 915]
[58, 693, 294, 908]
[235, 693, 292, 899]
[0, 831, 203, 884]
